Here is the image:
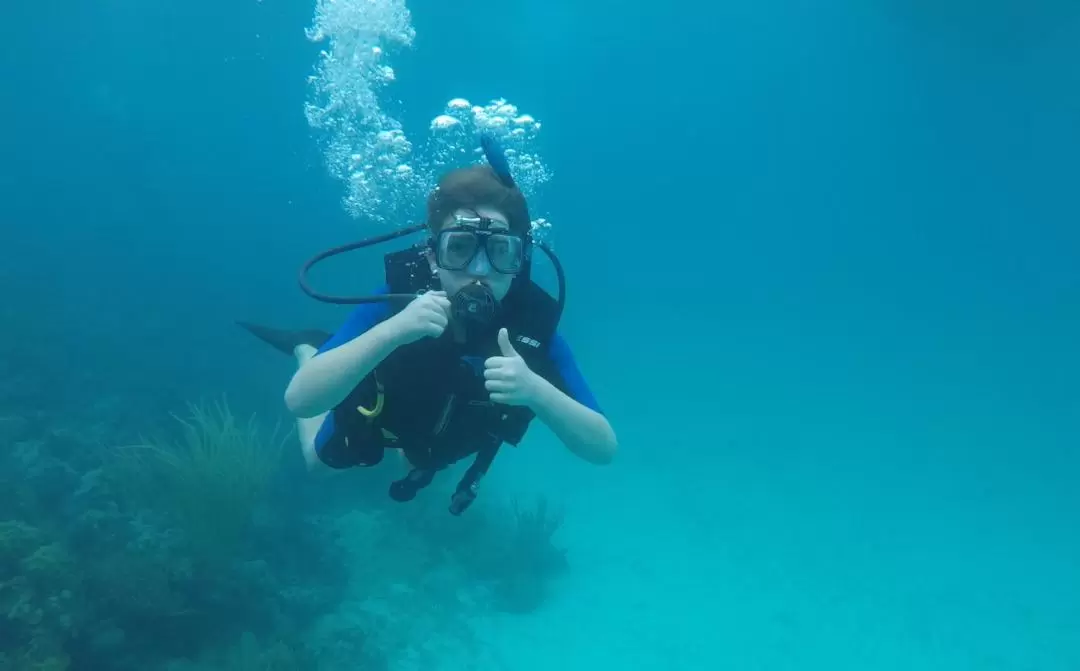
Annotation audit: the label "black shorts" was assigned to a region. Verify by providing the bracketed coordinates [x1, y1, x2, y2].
[312, 408, 387, 469]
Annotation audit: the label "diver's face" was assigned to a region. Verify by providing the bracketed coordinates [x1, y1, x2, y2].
[428, 206, 516, 301]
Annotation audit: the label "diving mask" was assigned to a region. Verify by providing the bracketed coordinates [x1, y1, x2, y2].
[434, 216, 527, 275]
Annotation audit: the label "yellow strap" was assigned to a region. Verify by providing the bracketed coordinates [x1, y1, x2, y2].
[356, 377, 385, 418]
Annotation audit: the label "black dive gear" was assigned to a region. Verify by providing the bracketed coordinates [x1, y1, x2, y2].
[390, 449, 488, 516]
[450, 280, 497, 328]
[388, 467, 435, 502]
[298, 226, 565, 322]
[296, 133, 566, 515]
[298, 222, 427, 305]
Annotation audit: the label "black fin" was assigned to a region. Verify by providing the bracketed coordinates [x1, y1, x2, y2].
[237, 322, 333, 355]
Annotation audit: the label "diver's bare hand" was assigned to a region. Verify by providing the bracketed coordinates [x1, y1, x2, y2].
[484, 328, 541, 406]
[391, 290, 451, 344]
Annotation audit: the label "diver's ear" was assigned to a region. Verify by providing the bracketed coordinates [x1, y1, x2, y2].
[425, 249, 438, 274]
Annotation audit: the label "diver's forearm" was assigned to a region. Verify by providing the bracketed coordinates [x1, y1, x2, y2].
[285, 319, 405, 418]
[527, 376, 617, 465]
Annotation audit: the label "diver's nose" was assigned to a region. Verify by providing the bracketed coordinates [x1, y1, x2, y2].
[467, 249, 492, 276]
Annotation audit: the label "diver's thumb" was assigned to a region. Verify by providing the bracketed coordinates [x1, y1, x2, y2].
[498, 328, 519, 357]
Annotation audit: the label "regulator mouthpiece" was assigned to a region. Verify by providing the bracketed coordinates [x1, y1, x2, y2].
[451, 281, 497, 327]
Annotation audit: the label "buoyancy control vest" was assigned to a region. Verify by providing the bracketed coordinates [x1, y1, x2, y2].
[333, 244, 565, 514]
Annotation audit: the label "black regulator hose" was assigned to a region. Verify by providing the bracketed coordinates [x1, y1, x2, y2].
[297, 223, 427, 305]
[298, 230, 565, 327]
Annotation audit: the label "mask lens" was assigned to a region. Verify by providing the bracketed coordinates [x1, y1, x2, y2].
[437, 228, 525, 274]
[485, 233, 524, 274]
[439, 230, 481, 270]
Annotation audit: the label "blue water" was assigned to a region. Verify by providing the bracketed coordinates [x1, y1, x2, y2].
[2, 0, 1078, 669]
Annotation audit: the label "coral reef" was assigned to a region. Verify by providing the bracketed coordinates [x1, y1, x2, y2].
[0, 399, 345, 670]
[487, 495, 570, 613]
[0, 389, 572, 669]
[110, 399, 288, 566]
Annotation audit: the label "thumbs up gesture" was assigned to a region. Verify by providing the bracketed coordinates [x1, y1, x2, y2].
[484, 328, 540, 406]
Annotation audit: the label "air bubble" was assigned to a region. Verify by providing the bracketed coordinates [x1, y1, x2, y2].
[304, 0, 553, 231]
[431, 115, 460, 131]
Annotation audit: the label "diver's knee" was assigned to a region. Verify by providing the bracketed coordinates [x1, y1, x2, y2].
[293, 343, 317, 366]
[295, 412, 334, 475]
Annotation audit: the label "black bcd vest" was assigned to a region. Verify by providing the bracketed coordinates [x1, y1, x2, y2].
[335, 244, 563, 470]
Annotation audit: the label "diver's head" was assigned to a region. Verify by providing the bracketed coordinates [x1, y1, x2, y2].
[424, 165, 532, 303]
[427, 205, 519, 301]
[426, 164, 531, 236]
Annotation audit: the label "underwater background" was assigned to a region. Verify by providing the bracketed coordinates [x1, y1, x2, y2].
[1, 0, 1078, 669]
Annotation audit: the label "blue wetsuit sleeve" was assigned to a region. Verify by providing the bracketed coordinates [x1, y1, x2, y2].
[547, 332, 603, 415]
[316, 284, 393, 355]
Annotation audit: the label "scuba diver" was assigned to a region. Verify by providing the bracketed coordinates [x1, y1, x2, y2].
[240, 135, 617, 515]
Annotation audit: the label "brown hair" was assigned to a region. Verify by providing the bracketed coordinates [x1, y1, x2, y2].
[425, 165, 531, 235]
